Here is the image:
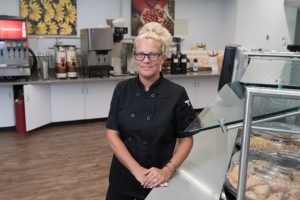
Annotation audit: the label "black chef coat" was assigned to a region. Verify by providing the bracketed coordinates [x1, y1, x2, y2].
[106, 73, 196, 199]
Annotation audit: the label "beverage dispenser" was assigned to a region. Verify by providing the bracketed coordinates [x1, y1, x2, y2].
[54, 45, 78, 79]
[0, 15, 31, 77]
[80, 27, 113, 77]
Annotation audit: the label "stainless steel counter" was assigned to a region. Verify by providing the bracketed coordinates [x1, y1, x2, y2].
[146, 128, 237, 200]
[0, 71, 219, 86]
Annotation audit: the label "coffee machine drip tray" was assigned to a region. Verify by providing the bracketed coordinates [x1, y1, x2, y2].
[110, 71, 129, 77]
[88, 65, 113, 78]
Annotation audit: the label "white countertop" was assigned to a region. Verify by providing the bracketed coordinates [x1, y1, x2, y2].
[0, 71, 219, 86]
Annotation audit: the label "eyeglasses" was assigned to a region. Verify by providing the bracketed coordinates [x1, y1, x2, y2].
[133, 52, 161, 61]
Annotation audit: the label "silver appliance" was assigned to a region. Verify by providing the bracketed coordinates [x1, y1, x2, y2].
[109, 22, 136, 76]
[0, 15, 30, 77]
[121, 40, 135, 74]
[111, 38, 135, 76]
[80, 27, 113, 77]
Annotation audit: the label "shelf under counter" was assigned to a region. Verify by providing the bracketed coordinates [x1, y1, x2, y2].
[0, 71, 220, 130]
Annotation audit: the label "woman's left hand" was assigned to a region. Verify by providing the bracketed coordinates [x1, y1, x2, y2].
[142, 167, 172, 188]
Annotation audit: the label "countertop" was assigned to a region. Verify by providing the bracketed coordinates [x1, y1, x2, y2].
[0, 71, 220, 86]
[146, 128, 237, 200]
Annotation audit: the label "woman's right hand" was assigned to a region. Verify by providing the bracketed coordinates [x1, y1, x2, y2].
[141, 166, 174, 188]
[132, 165, 148, 184]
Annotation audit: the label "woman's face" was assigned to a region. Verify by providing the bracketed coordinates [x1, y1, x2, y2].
[134, 38, 165, 80]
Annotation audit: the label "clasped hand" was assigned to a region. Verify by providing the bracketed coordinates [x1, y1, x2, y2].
[141, 167, 172, 189]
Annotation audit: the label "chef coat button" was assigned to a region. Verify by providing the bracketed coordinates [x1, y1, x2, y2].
[136, 92, 140, 97]
[146, 116, 151, 121]
[130, 113, 135, 118]
[143, 140, 148, 145]
[150, 93, 156, 98]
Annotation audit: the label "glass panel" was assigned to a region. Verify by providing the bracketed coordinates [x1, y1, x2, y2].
[240, 57, 300, 88]
[184, 82, 300, 136]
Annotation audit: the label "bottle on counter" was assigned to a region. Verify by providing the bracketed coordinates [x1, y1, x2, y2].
[192, 58, 198, 72]
[171, 53, 180, 74]
[180, 54, 187, 74]
[42, 60, 49, 80]
[208, 50, 219, 72]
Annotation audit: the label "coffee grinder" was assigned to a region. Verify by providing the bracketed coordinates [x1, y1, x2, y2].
[171, 37, 187, 74]
[80, 27, 113, 77]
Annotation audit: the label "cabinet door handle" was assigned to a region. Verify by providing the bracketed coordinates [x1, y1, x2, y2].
[86, 88, 89, 95]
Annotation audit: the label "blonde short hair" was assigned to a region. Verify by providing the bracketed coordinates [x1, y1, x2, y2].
[134, 22, 172, 53]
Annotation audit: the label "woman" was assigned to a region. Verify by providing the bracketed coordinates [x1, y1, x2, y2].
[106, 22, 196, 200]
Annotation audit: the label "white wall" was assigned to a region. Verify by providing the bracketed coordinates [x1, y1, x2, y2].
[0, 0, 298, 53]
[174, 0, 227, 50]
[222, 0, 238, 46]
[234, 0, 297, 50]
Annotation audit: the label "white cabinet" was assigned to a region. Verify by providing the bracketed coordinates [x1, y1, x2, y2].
[24, 84, 51, 131]
[171, 76, 219, 109]
[194, 76, 219, 109]
[85, 81, 116, 119]
[51, 83, 85, 122]
[0, 85, 15, 127]
[51, 81, 116, 122]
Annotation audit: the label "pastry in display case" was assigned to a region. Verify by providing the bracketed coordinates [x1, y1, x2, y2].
[249, 122, 300, 153]
[225, 150, 300, 200]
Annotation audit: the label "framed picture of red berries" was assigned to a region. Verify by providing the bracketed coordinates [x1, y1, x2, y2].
[131, 0, 175, 36]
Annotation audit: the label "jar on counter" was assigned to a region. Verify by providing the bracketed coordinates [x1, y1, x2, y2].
[192, 58, 198, 72]
[55, 45, 67, 79]
[66, 45, 77, 78]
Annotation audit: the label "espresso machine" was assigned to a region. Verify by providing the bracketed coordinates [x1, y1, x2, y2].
[0, 15, 31, 79]
[80, 27, 113, 77]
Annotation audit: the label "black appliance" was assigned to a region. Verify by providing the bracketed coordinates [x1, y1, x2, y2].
[218, 45, 238, 91]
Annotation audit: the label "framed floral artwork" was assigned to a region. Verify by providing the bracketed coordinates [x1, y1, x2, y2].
[131, 0, 175, 36]
[19, 0, 77, 35]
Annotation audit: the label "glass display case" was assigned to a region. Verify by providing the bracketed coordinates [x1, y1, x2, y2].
[147, 50, 300, 200]
[184, 50, 300, 200]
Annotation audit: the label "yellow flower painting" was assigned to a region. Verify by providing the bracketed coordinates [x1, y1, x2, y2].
[48, 21, 59, 34]
[19, 0, 77, 35]
[20, 0, 28, 18]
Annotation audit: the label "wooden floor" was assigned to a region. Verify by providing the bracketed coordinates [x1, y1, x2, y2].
[0, 120, 112, 200]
